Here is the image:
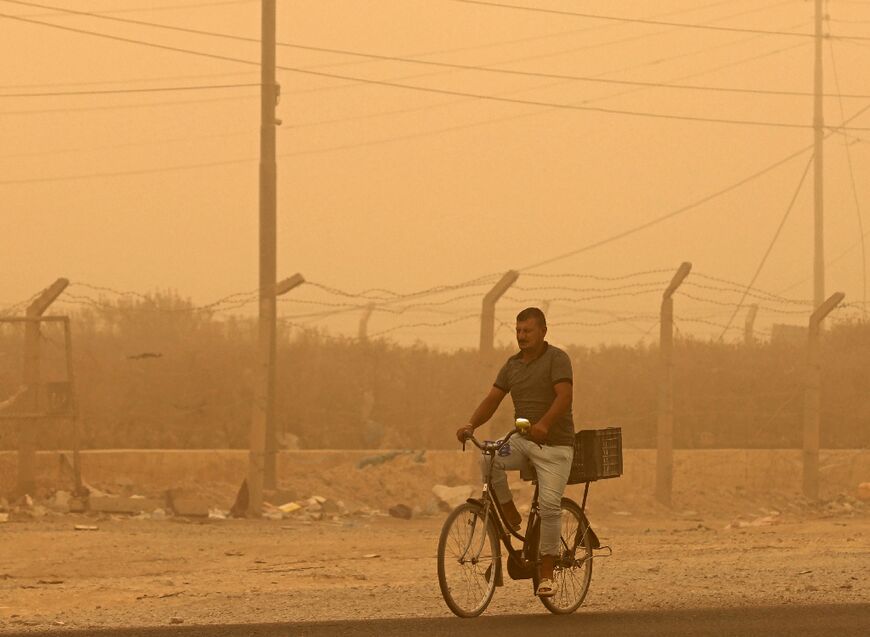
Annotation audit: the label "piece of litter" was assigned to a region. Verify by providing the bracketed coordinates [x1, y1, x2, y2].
[278, 502, 301, 514]
[74, 525, 98, 531]
[363, 553, 380, 559]
[798, 569, 813, 575]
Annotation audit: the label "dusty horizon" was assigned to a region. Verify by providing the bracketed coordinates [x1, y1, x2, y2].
[3, 0, 869, 348]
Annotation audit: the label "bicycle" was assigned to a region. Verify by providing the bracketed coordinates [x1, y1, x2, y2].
[437, 419, 619, 617]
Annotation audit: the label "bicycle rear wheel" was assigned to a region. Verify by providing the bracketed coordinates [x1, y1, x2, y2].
[437, 501, 499, 618]
[537, 498, 593, 614]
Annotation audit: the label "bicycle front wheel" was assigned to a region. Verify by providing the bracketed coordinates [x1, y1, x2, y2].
[437, 501, 499, 618]
[537, 498, 594, 615]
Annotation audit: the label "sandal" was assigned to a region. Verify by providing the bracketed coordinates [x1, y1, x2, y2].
[536, 578, 557, 597]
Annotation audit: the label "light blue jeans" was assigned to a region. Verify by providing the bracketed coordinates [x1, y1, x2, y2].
[481, 435, 573, 556]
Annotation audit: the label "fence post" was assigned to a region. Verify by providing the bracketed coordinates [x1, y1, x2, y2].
[803, 291, 844, 500]
[358, 303, 375, 341]
[656, 262, 691, 506]
[744, 304, 759, 345]
[17, 278, 69, 497]
[479, 271, 519, 353]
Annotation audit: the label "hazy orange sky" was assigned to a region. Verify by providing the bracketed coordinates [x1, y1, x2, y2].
[2, 0, 869, 347]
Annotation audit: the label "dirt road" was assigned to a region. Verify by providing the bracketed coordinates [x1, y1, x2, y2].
[1, 500, 867, 633]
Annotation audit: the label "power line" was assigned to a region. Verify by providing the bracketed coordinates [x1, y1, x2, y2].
[0, 10, 261, 68]
[0, 70, 256, 90]
[15, 0, 256, 18]
[829, 35, 868, 317]
[12, 0, 835, 99]
[0, 92, 257, 116]
[279, 5, 808, 101]
[519, 146, 811, 271]
[0, 127, 256, 160]
[0, 156, 254, 185]
[7, 10, 864, 132]
[282, 39, 808, 132]
[716, 155, 814, 340]
[447, 0, 870, 42]
[0, 82, 259, 97]
[520, 101, 870, 272]
[274, 42, 870, 100]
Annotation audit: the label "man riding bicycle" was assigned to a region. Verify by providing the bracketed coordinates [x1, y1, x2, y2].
[456, 307, 574, 598]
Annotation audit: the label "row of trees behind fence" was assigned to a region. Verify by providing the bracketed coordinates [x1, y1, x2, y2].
[1, 292, 867, 452]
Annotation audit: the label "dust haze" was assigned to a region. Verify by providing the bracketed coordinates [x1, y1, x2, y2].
[0, 1, 868, 633]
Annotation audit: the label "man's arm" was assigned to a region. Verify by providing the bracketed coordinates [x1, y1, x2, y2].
[529, 381, 572, 443]
[456, 386, 507, 442]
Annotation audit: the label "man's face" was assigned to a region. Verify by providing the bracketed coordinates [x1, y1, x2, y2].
[516, 318, 546, 351]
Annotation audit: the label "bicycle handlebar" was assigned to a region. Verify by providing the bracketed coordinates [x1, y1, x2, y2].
[461, 426, 521, 453]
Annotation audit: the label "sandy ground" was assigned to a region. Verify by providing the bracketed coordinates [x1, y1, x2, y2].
[0, 490, 867, 633]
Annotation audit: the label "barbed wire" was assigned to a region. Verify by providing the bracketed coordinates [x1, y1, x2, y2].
[513, 280, 668, 294]
[689, 272, 813, 304]
[674, 317, 774, 337]
[0, 291, 41, 317]
[681, 281, 814, 306]
[367, 314, 479, 339]
[518, 268, 674, 281]
[676, 291, 812, 315]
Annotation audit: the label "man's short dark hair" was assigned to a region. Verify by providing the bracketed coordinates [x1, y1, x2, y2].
[516, 307, 547, 328]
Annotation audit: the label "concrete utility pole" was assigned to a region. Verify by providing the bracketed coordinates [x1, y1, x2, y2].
[247, 0, 279, 515]
[263, 273, 304, 489]
[813, 0, 825, 309]
[479, 271, 519, 353]
[803, 291, 844, 500]
[656, 262, 691, 506]
[744, 304, 759, 345]
[250, 273, 304, 512]
[17, 278, 68, 497]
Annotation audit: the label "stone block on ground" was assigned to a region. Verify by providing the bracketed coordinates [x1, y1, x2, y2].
[170, 497, 210, 517]
[89, 496, 164, 514]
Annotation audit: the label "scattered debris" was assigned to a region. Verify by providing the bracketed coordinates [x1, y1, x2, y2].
[363, 553, 380, 559]
[278, 502, 302, 514]
[388, 504, 412, 520]
[208, 508, 228, 520]
[169, 617, 184, 625]
[726, 512, 782, 529]
[74, 525, 99, 531]
[90, 496, 163, 515]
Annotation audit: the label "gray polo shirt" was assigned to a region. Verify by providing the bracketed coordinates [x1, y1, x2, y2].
[494, 342, 575, 447]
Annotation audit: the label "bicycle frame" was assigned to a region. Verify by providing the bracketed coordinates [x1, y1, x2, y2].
[460, 428, 596, 581]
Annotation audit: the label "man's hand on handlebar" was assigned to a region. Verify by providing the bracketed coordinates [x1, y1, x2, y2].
[456, 425, 474, 444]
